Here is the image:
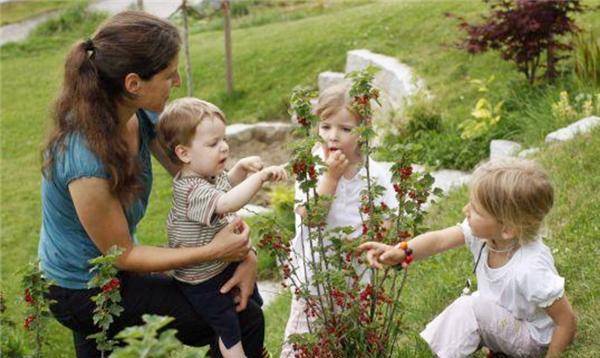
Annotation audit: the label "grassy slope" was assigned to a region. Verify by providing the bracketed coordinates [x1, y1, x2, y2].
[1, 0, 599, 355]
[0, 1, 72, 26]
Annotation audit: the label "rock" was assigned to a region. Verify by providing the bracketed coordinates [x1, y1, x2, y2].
[490, 140, 522, 159]
[237, 204, 271, 218]
[226, 124, 254, 143]
[518, 147, 540, 158]
[253, 122, 295, 142]
[431, 169, 471, 194]
[318, 71, 347, 94]
[545, 116, 600, 143]
[345, 49, 424, 111]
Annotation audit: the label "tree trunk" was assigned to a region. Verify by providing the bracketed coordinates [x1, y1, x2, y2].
[137, 0, 144, 11]
[546, 38, 557, 82]
[223, 0, 234, 95]
[182, 0, 193, 96]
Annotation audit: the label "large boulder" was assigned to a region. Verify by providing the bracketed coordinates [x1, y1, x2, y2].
[490, 139, 522, 159]
[545, 116, 600, 143]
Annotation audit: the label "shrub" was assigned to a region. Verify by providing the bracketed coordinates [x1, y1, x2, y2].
[449, 0, 585, 84]
[404, 95, 443, 138]
[459, 76, 504, 140]
[260, 68, 441, 357]
[248, 185, 296, 280]
[111, 315, 185, 358]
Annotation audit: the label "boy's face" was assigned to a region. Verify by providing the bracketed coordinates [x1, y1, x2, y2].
[318, 108, 361, 162]
[177, 117, 229, 177]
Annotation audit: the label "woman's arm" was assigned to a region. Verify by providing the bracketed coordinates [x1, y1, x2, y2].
[358, 226, 465, 268]
[149, 137, 180, 177]
[545, 295, 577, 357]
[69, 177, 251, 272]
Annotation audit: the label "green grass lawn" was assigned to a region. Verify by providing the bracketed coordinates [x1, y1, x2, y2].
[0, 0, 74, 26]
[1, 0, 599, 356]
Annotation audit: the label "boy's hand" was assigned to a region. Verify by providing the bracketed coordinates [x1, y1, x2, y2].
[357, 242, 404, 268]
[260, 165, 288, 183]
[323, 148, 349, 180]
[238, 156, 264, 174]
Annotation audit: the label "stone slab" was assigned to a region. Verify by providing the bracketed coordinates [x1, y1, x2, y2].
[490, 139, 522, 159]
[545, 116, 600, 143]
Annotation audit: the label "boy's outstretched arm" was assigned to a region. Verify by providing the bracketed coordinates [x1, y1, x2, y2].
[358, 226, 465, 268]
[545, 295, 577, 357]
[228, 156, 264, 186]
[217, 166, 287, 214]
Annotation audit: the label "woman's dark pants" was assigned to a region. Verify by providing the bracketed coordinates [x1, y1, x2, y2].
[47, 272, 265, 357]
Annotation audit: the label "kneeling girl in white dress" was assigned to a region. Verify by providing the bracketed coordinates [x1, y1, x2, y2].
[359, 157, 576, 358]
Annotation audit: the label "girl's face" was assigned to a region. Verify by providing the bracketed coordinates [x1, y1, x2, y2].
[137, 56, 181, 113]
[463, 199, 504, 240]
[177, 117, 229, 178]
[318, 108, 361, 163]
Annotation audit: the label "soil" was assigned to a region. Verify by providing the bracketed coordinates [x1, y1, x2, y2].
[226, 133, 297, 206]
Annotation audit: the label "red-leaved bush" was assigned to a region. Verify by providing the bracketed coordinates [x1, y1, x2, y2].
[449, 0, 586, 84]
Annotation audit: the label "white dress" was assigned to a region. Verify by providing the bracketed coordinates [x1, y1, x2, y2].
[420, 220, 564, 357]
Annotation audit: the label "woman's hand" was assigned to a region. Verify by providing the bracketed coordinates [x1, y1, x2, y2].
[211, 217, 251, 262]
[220, 252, 258, 312]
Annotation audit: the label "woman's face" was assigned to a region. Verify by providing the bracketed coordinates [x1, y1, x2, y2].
[137, 56, 181, 112]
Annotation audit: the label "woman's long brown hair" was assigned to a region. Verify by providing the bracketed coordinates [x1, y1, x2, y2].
[43, 11, 180, 206]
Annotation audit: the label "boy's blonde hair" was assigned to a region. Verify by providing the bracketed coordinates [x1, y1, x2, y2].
[314, 83, 360, 121]
[157, 97, 226, 164]
[470, 157, 554, 244]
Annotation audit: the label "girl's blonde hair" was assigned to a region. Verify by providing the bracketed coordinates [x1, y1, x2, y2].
[157, 97, 226, 164]
[314, 83, 359, 121]
[470, 157, 554, 243]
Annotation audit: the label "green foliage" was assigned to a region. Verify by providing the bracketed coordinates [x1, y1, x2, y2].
[404, 95, 443, 138]
[20, 260, 54, 358]
[87, 246, 126, 355]
[573, 30, 600, 87]
[551, 91, 600, 123]
[111, 315, 190, 358]
[247, 185, 296, 279]
[459, 76, 504, 140]
[0, 292, 30, 357]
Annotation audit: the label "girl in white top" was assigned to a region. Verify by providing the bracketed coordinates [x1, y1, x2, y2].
[359, 157, 576, 358]
[280, 84, 398, 357]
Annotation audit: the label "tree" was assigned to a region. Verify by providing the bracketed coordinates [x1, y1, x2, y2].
[180, 0, 194, 96]
[449, 0, 585, 84]
[222, 0, 234, 95]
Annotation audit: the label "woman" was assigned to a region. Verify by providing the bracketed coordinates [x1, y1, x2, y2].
[39, 11, 265, 357]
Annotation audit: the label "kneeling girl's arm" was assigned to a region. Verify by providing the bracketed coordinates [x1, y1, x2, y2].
[545, 295, 577, 358]
[359, 226, 466, 268]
